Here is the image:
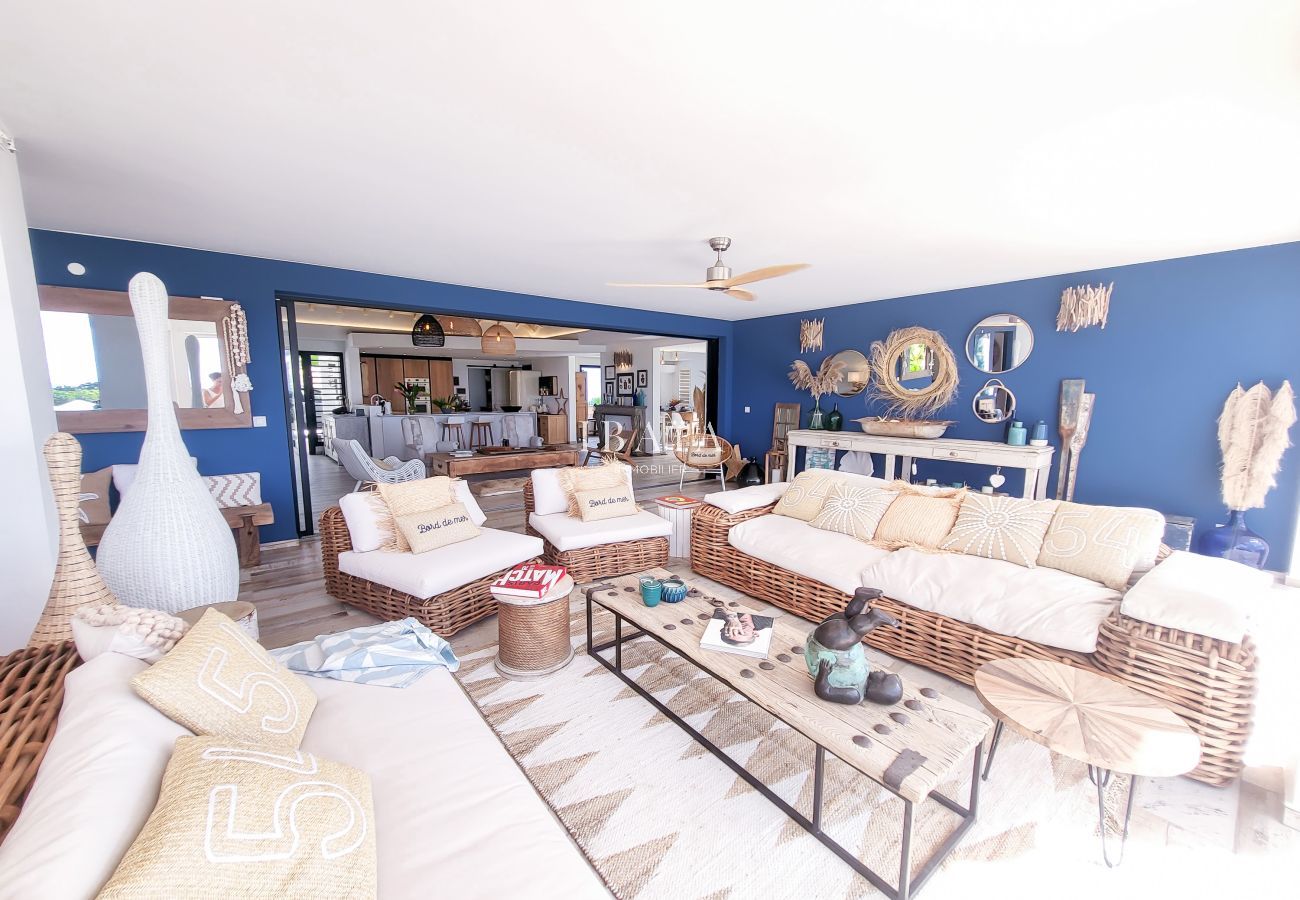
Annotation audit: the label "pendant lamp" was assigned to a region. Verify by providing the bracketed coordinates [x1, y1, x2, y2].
[439, 316, 483, 337]
[482, 323, 516, 356]
[412, 313, 445, 347]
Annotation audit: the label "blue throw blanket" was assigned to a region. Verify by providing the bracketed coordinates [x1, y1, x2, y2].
[271, 617, 460, 688]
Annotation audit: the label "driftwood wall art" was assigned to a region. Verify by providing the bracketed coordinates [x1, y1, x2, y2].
[799, 318, 824, 353]
[1057, 282, 1114, 332]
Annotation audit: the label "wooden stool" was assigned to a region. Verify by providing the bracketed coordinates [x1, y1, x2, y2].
[178, 600, 259, 640]
[440, 417, 467, 449]
[491, 575, 575, 679]
[469, 419, 494, 447]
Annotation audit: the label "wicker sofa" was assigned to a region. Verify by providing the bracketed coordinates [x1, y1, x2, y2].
[0, 641, 608, 897]
[523, 468, 670, 582]
[690, 489, 1258, 786]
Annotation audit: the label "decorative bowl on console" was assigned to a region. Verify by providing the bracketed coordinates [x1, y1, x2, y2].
[853, 417, 953, 439]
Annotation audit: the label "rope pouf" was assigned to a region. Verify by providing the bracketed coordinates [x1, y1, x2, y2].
[492, 576, 575, 680]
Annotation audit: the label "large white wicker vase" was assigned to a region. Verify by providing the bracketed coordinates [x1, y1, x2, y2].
[96, 273, 240, 613]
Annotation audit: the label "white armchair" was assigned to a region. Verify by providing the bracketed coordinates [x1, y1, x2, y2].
[332, 438, 426, 491]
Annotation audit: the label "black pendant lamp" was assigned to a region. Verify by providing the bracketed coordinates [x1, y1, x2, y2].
[411, 313, 445, 347]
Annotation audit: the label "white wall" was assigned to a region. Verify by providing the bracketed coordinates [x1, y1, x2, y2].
[0, 124, 58, 651]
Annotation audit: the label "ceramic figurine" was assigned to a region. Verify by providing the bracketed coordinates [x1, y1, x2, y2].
[803, 588, 902, 705]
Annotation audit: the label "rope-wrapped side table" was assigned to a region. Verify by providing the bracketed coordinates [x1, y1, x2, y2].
[492, 575, 575, 679]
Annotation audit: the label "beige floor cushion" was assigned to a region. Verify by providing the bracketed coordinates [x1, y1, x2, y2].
[528, 509, 672, 552]
[859, 547, 1121, 653]
[809, 482, 897, 541]
[940, 494, 1059, 568]
[873, 488, 964, 548]
[338, 528, 543, 599]
[1036, 501, 1165, 590]
[98, 736, 376, 900]
[0, 654, 189, 899]
[728, 513, 892, 596]
[132, 609, 317, 748]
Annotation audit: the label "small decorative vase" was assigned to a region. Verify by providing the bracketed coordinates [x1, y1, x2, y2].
[807, 400, 826, 430]
[1029, 420, 1049, 446]
[827, 404, 844, 432]
[1006, 420, 1027, 446]
[96, 273, 239, 613]
[1199, 510, 1270, 569]
[661, 578, 688, 603]
[28, 433, 117, 646]
[639, 577, 663, 607]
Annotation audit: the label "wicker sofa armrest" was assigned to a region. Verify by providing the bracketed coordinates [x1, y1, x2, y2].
[690, 502, 777, 575]
[0, 640, 80, 844]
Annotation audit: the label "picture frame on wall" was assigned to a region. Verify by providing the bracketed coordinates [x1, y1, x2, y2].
[604, 380, 614, 401]
[636, 368, 648, 389]
[616, 373, 633, 395]
[604, 365, 615, 379]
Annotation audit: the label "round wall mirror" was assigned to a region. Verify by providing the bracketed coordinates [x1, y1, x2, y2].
[973, 378, 1016, 423]
[966, 314, 1034, 374]
[829, 349, 870, 397]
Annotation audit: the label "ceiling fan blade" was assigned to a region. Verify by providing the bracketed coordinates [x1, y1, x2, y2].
[606, 281, 713, 289]
[724, 263, 811, 287]
[725, 288, 756, 301]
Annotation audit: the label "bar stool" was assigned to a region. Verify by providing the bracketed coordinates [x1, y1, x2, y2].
[469, 417, 494, 448]
[440, 416, 467, 449]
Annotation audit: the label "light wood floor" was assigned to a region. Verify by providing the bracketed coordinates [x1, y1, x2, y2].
[240, 467, 1296, 861]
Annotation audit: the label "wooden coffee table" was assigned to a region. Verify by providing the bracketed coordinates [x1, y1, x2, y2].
[975, 658, 1201, 867]
[424, 445, 579, 477]
[585, 569, 990, 900]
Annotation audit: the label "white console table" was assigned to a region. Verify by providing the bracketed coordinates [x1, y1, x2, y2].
[784, 429, 1055, 499]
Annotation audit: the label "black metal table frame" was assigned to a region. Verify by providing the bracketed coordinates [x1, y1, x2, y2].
[586, 594, 982, 900]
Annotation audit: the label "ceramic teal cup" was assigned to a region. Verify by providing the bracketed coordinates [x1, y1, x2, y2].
[639, 577, 663, 607]
[661, 577, 688, 603]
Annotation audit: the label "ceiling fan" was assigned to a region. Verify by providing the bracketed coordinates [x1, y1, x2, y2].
[608, 237, 809, 301]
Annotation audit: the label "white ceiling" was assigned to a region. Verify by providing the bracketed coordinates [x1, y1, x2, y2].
[2, 2, 1297, 320]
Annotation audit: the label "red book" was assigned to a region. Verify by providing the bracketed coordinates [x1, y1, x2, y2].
[491, 563, 568, 598]
[655, 495, 701, 509]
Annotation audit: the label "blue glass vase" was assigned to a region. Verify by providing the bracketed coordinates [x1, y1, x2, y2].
[1199, 510, 1269, 569]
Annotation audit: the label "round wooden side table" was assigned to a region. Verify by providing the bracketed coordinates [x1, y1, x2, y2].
[975, 657, 1201, 867]
[178, 600, 259, 640]
[492, 575, 575, 680]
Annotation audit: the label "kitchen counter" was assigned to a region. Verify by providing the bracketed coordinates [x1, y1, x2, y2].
[371, 411, 538, 460]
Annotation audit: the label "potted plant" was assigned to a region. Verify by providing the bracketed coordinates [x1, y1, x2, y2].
[394, 381, 426, 413]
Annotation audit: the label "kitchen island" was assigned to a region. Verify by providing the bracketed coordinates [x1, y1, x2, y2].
[369, 411, 540, 460]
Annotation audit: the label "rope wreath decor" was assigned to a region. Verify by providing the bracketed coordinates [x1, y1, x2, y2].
[867, 326, 959, 420]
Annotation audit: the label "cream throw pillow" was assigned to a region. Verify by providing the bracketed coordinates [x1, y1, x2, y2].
[575, 485, 639, 521]
[1036, 501, 1166, 590]
[809, 483, 896, 542]
[556, 462, 630, 517]
[376, 477, 457, 552]
[941, 494, 1059, 568]
[132, 609, 316, 749]
[395, 502, 480, 553]
[99, 736, 376, 900]
[772, 470, 840, 521]
[873, 487, 965, 548]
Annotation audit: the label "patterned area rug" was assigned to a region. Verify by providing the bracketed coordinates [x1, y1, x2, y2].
[452, 601, 1250, 900]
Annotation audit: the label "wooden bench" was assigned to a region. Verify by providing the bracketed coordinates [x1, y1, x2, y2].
[81, 502, 274, 568]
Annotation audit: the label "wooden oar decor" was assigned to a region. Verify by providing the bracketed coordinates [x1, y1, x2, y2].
[1055, 379, 1086, 500]
[1064, 393, 1095, 501]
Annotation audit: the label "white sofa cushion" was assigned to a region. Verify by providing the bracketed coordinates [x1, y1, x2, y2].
[529, 509, 672, 552]
[302, 671, 607, 899]
[338, 528, 542, 598]
[340, 481, 486, 553]
[1121, 550, 1270, 643]
[703, 481, 788, 514]
[859, 547, 1121, 653]
[0, 654, 189, 899]
[728, 514, 892, 596]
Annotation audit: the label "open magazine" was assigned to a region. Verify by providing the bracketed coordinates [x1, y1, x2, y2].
[699, 608, 774, 660]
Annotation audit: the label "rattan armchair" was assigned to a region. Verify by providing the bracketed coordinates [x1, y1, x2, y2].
[523, 480, 668, 582]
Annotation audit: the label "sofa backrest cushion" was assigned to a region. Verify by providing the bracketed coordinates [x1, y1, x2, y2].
[339, 481, 485, 553]
[771, 470, 892, 521]
[809, 482, 896, 542]
[873, 487, 964, 548]
[530, 467, 571, 515]
[1035, 501, 1165, 591]
[940, 494, 1059, 568]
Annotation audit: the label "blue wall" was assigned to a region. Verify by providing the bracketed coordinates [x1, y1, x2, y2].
[29, 230, 735, 541]
[729, 242, 1300, 569]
